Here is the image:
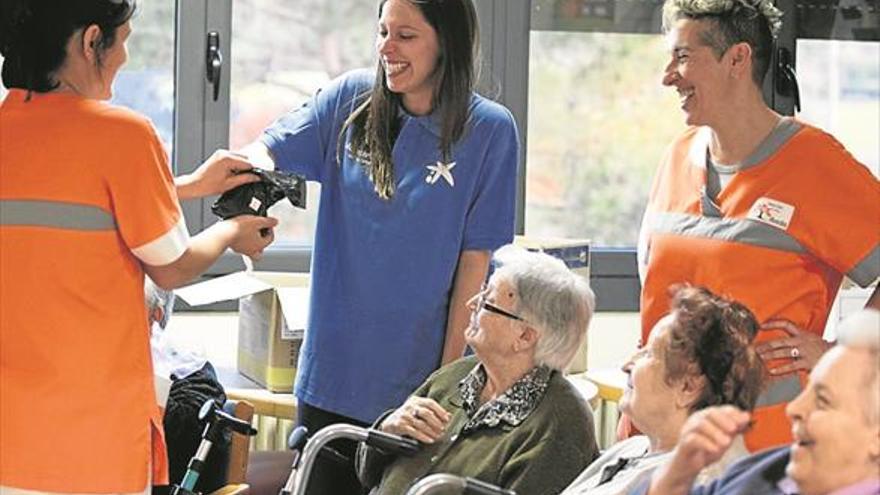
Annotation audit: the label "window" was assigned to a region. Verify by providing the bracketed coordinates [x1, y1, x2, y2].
[796, 39, 879, 177]
[526, 30, 683, 246]
[513, 0, 879, 309]
[4, 1, 875, 311]
[0, 4, 175, 156]
[517, 0, 680, 310]
[792, 0, 879, 178]
[229, 0, 377, 246]
[112, 2, 176, 155]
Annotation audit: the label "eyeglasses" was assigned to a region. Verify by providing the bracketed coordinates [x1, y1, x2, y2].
[473, 283, 528, 323]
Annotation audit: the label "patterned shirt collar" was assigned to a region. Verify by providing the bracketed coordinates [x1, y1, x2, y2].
[457, 363, 553, 434]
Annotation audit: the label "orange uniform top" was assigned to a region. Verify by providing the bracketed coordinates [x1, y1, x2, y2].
[638, 122, 880, 451]
[0, 90, 189, 492]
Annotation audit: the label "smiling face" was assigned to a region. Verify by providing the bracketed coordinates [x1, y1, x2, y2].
[620, 315, 684, 435]
[661, 18, 733, 128]
[785, 346, 880, 495]
[376, 0, 441, 115]
[464, 277, 524, 359]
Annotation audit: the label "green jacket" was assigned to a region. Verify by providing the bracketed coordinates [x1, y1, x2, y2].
[357, 356, 599, 495]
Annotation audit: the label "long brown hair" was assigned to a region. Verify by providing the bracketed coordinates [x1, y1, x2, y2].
[338, 0, 479, 200]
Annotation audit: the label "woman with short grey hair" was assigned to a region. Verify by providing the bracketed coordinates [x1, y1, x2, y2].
[356, 244, 599, 495]
[491, 244, 596, 371]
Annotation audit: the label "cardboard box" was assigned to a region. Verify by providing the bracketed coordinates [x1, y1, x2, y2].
[514, 236, 591, 373]
[176, 271, 309, 392]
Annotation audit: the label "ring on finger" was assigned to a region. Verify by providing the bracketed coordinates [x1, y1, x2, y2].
[790, 347, 800, 359]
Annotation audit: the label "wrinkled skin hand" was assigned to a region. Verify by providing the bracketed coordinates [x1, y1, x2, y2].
[670, 406, 751, 479]
[380, 396, 451, 444]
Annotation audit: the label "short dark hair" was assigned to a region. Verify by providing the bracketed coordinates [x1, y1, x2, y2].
[662, 0, 782, 87]
[663, 285, 766, 413]
[340, 0, 479, 200]
[0, 0, 136, 93]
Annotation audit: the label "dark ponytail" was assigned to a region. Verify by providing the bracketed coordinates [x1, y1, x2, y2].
[1, 0, 136, 93]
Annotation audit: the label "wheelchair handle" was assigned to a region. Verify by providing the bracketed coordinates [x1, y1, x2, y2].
[287, 425, 309, 451]
[174, 400, 258, 493]
[366, 429, 420, 456]
[280, 426, 310, 495]
[198, 399, 257, 437]
[292, 424, 421, 495]
[405, 474, 516, 495]
[464, 477, 517, 495]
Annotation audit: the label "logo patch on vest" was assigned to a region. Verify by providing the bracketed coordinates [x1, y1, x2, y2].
[748, 197, 795, 230]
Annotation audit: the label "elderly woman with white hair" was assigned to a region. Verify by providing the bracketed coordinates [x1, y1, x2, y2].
[355, 244, 600, 495]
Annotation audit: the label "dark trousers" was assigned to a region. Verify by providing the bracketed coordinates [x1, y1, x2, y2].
[297, 401, 369, 495]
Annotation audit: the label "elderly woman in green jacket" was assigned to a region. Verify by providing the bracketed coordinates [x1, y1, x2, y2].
[356, 244, 600, 495]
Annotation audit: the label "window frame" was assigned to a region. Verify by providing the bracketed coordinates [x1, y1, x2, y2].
[176, 0, 254, 279]
[179, 0, 873, 312]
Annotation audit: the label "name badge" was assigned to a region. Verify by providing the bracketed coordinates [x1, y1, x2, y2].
[748, 197, 795, 230]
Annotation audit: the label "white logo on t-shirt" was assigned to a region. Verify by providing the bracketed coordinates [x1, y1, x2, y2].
[425, 161, 457, 187]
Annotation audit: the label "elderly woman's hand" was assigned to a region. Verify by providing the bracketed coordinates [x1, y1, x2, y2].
[649, 406, 750, 495]
[756, 319, 833, 375]
[379, 397, 451, 444]
[672, 406, 751, 480]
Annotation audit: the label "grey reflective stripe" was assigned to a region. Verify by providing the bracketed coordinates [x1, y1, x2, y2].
[694, 118, 803, 173]
[0, 199, 116, 231]
[700, 187, 723, 218]
[755, 374, 802, 408]
[740, 118, 803, 170]
[646, 211, 806, 254]
[849, 244, 880, 287]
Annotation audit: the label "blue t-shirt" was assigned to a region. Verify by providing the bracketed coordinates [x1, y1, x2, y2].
[261, 69, 519, 422]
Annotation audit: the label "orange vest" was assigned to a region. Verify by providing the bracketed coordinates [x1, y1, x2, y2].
[639, 123, 880, 451]
[1, 90, 186, 491]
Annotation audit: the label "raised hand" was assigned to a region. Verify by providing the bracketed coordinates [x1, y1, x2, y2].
[649, 406, 751, 495]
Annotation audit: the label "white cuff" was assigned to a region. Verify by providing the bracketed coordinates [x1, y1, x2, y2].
[132, 217, 189, 266]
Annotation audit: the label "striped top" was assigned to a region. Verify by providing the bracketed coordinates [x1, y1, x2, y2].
[638, 120, 880, 451]
[0, 89, 188, 492]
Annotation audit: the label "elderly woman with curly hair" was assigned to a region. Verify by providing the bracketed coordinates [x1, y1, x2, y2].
[560, 285, 766, 495]
[356, 244, 600, 495]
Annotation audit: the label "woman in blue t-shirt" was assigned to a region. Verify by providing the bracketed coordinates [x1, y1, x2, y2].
[243, 0, 520, 492]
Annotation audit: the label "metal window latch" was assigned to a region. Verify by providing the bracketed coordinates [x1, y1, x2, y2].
[775, 46, 801, 113]
[206, 31, 223, 101]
